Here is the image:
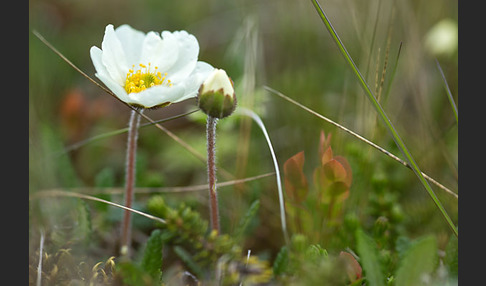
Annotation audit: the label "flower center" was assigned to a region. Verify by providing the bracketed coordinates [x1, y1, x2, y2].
[124, 63, 172, 94]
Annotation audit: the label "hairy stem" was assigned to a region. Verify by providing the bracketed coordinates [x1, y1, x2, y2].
[121, 108, 143, 257]
[207, 116, 220, 233]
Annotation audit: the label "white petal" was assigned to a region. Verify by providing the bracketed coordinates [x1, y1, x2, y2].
[101, 24, 129, 85]
[140, 31, 178, 72]
[178, 61, 215, 101]
[114, 24, 145, 67]
[165, 30, 199, 83]
[91, 46, 128, 101]
[127, 85, 186, 108]
[90, 46, 107, 76]
[201, 69, 234, 95]
[95, 72, 131, 103]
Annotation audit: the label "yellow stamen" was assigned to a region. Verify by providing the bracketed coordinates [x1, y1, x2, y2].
[124, 63, 172, 94]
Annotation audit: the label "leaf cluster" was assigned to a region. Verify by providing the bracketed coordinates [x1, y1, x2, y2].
[284, 130, 353, 243]
[146, 196, 272, 284]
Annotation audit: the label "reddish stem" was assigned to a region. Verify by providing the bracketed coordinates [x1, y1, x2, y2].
[207, 116, 220, 233]
[120, 109, 142, 257]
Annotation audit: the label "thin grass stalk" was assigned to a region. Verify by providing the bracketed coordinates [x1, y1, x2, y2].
[120, 109, 142, 257]
[237, 107, 290, 246]
[264, 86, 457, 199]
[36, 229, 45, 286]
[377, 26, 392, 102]
[206, 116, 220, 233]
[61, 109, 199, 154]
[36, 173, 275, 196]
[363, 0, 382, 81]
[30, 190, 167, 224]
[383, 41, 402, 105]
[309, 0, 457, 236]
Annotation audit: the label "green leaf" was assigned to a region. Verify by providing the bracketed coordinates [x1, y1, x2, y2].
[73, 199, 92, 245]
[355, 229, 385, 286]
[147, 195, 170, 222]
[140, 229, 163, 281]
[328, 181, 349, 199]
[444, 235, 458, 277]
[235, 200, 260, 239]
[273, 246, 289, 276]
[117, 262, 154, 286]
[394, 235, 437, 286]
[174, 246, 204, 278]
[94, 167, 116, 187]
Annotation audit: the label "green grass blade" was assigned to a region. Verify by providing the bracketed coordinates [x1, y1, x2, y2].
[436, 59, 458, 124]
[173, 246, 204, 278]
[234, 199, 260, 240]
[273, 246, 289, 276]
[309, 0, 457, 236]
[383, 41, 403, 104]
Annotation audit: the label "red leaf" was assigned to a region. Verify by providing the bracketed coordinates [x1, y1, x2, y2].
[314, 160, 350, 203]
[334, 156, 352, 187]
[284, 151, 309, 203]
[318, 130, 332, 160]
[321, 146, 333, 166]
[323, 159, 347, 182]
[339, 251, 362, 281]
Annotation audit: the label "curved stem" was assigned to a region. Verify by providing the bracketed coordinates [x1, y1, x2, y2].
[237, 108, 290, 246]
[207, 116, 220, 233]
[120, 108, 143, 257]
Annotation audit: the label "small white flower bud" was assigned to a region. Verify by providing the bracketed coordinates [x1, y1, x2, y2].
[198, 69, 237, 119]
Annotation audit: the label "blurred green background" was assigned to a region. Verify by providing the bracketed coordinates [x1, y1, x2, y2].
[29, 0, 457, 264]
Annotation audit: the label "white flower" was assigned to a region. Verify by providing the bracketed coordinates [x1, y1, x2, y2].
[90, 24, 214, 109]
[424, 19, 458, 57]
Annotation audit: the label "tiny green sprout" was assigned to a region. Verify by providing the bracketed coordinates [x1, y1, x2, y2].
[198, 69, 237, 119]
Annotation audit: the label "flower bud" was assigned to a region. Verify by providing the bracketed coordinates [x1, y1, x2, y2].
[198, 69, 237, 119]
